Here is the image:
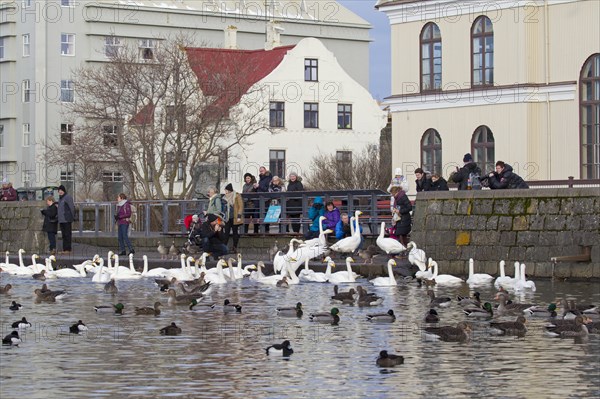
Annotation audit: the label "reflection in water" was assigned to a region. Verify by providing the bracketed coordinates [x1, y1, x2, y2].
[0, 276, 599, 398]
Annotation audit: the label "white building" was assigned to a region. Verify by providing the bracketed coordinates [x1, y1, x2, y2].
[0, 0, 372, 198]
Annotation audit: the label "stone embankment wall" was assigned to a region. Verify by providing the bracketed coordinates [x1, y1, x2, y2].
[0, 201, 47, 254]
[411, 188, 600, 279]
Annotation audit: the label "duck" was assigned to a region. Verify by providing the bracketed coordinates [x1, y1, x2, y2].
[33, 288, 67, 302]
[494, 260, 516, 290]
[423, 322, 472, 342]
[376, 222, 406, 255]
[427, 290, 451, 308]
[369, 259, 397, 287]
[135, 302, 162, 315]
[189, 299, 216, 310]
[0, 283, 13, 294]
[466, 258, 494, 286]
[11, 317, 32, 329]
[328, 257, 359, 284]
[545, 316, 589, 338]
[141, 255, 170, 278]
[157, 241, 169, 260]
[495, 292, 536, 315]
[166, 289, 203, 305]
[457, 292, 482, 308]
[104, 279, 118, 294]
[309, 307, 340, 325]
[32, 270, 46, 281]
[523, 303, 557, 318]
[428, 259, 464, 285]
[329, 211, 363, 254]
[356, 286, 384, 307]
[2, 331, 21, 346]
[331, 286, 357, 304]
[160, 322, 182, 336]
[223, 299, 242, 313]
[299, 256, 335, 283]
[490, 316, 527, 336]
[366, 309, 396, 323]
[358, 245, 379, 264]
[376, 350, 404, 367]
[94, 303, 124, 314]
[9, 301, 22, 311]
[69, 320, 88, 334]
[277, 302, 303, 318]
[266, 340, 293, 357]
[424, 309, 440, 323]
[276, 276, 289, 288]
[463, 302, 494, 318]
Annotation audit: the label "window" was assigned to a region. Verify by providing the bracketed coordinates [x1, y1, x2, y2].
[61, 0, 74, 6]
[22, 170, 31, 184]
[304, 58, 318, 81]
[139, 39, 157, 61]
[102, 171, 123, 200]
[23, 34, 30, 57]
[304, 103, 318, 128]
[581, 53, 600, 179]
[337, 104, 352, 129]
[420, 22, 442, 91]
[0, 38, 4, 60]
[269, 102, 285, 128]
[472, 16, 494, 86]
[61, 33, 75, 56]
[102, 125, 118, 147]
[472, 125, 495, 174]
[336, 150, 352, 172]
[22, 79, 31, 102]
[269, 150, 286, 178]
[0, 125, 4, 147]
[61, 80, 74, 102]
[22, 123, 30, 147]
[22, 0, 32, 8]
[164, 104, 186, 131]
[103, 171, 123, 182]
[61, 123, 74, 145]
[421, 129, 442, 175]
[177, 152, 187, 181]
[60, 170, 74, 181]
[104, 36, 121, 58]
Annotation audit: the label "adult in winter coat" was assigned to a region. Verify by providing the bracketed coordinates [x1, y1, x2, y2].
[0, 180, 17, 201]
[286, 172, 304, 233]
[57, 185, 75, 254]
[414, 168, 432, 192]
[200, 214, 228, 258]
[223, 183, 244, 252]
[41, 196, 59, 254]
[115, 193, 135, 256]
[487, 161, 529, 189]
[429, 174, 450, 191]
[305, 196, 325, 240]
[451, 153, 482, 190]
[242, 173, 258, 234]
[255, 167, 273, 233]
[393, 189, 412, 247]
[204, 187, 223, 218]
[323, 201, 341, 230]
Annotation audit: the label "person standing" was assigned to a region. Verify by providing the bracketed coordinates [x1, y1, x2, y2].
[204, 187, 223, 218]
[286, 172, 304, 233]
[254, 166, 272, 233]
[450, 153, 482, 190]
[115, 193, 135, 256]
[41, 196, 59, 255]
[392, 188, 412, 248]
[57, 185, 75, 254]
[0, 180, 17, 201]
[242, 173, 259, 234]
[223, 183, 244, 253]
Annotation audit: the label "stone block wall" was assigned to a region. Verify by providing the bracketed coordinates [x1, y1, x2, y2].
[0, 201, 47, 254]
[411, 188, 600, 279]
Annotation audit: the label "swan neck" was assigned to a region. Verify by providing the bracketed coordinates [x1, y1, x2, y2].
[387, 262, 396, 283]
[499, 262, 505, 277]
[142, 258, 148, 274]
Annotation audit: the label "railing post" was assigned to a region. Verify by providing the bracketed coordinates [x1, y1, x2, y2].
[302, 194, 308, 234]
[370, 192, 378, 234]
[568, 176, 574, 188]
[259, 196, 265, 234]
[279, 193, 287, 233]
[162, 202, 169, 235]
[78, 206, 84, 236]
[94, 204, 99, 237]
[144, 203, 150, 237]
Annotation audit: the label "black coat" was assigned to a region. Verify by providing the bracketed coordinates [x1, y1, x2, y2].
[394, 192, 412, 236]
[430, 177, 449, 191]
[41, 202, 58, 233]
[415, 176, 432, 192]
[200, 222, 225, 246]
[257, 172, 272, 193]
[451, 162, 482, 190]
[286, 179, 304, 211]
[488, 164, 529, 189]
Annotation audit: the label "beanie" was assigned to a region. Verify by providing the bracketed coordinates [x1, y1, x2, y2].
[463, 153, 473, 163]
[207, 213, 218, 223]
[224, 183, 233, 192]
[58, 185, 67, 193]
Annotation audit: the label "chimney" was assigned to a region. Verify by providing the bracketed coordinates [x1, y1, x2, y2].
[265, 21, 284, 51]
[224, 25, 238, 49]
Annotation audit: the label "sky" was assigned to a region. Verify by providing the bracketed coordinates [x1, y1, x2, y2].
[338, 0, 391, 101]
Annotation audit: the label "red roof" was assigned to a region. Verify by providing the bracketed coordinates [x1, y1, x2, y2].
[129, 101, 155, 126]
[185, 45, 295, 118]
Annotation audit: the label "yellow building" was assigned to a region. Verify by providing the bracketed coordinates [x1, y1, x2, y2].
[377, 0, 599, 187]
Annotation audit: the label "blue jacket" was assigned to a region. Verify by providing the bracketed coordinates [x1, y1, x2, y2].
[335, 219, 363, 239]
[308, 196, 325, 232]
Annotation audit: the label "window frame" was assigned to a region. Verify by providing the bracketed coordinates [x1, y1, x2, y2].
[580, 53, 600, 179]
[269, 101, 285, 128]
[471, 15, 494, 87]
[337, 104, 353, 130]
[22, 79, 31, 103]
[22, 123, 30, 147]
[420, 22, 442, 92]
[61, 33, 75, 56]
[61, 0, 74, 6]
[60, 79, 74, 103]
[138, 39, 157, 61]
[102, 171, 123, 182]
[304, 102, 319, 129]
[304, 58, 318, 82]
[336, 150, 352, 179]
[104, 36, 121, 58]
[471, 125, 495, 174]
[102, 125, 118, 147]
[420, 128, 442, 175]
[22, 34, 30, 57]
[269, 149, 286, 179]
[0, 37, 5, 60]
[60, 123, 74, 145]
[0, 124, 4, 148]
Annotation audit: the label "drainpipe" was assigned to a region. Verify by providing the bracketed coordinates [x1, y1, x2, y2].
[544, 0, 551, 179]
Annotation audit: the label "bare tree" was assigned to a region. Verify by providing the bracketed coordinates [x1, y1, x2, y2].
[306, 144, 390, 191]
[44, 33, 270, 200]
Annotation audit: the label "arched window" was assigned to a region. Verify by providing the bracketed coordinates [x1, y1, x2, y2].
[581, 53, 600, 179]
[472, 16, 494, 87]
[472, 125, 495, 174]
[421, 129, 442, 175]
[420, 23, 442, 92]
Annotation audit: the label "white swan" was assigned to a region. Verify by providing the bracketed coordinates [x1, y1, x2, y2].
[169, 255, 195, 281]
[494, 260, 516, 289]
[11, 249, 34, 276]
[229, 253, 252, 279]
[329, 211, 362, 253]
[27, 255, 46, 273]
[302, 216, 327, 247]
[141, 255, 170, 278]
[370, 259, 397, 286]
[91, 258, 111, 283]
[466, 258, 494, 286]
[249, 261, 267, 281]
[517, 263, 536, 291]
[299, 256, 335, 283]
[291, 229, 332, 272]
[274, 238, 302, 273]
[429, 259, 464, 285]
[376, 222, 406, 255]
[110, 255, 142, 280]
[42, 256, 58, 279]
[1, 251, 20, 273]
[407, 242, 427, 272]
[256, 260, 289, 286]
[415, 258, 434, 279]
[328, 257, 359, 284]
[204, 259, 229, 284]
[54, 260, 87, 278]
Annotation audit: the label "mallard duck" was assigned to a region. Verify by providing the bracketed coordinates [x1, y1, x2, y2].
[32, 270, 46, 280]
[427, 290, 451, 308]
[160, 322, 182, 336]
[34, 288, 66, 302]
[457, 292, 481, 308]
[490, 316, 527, 336]
[69, 320, 88, 334]
[11, 317, 31, 329]
[309, 308, 340, 325]
[376, 350, 404, 367]
[523, 303, 557, 317]
[424, 309, 439, 323]
[94, 303, 124, 315]
[266, 340, 293, 356]
[463, 302, 494, 318]
[423, 322, 472, 342]
[545, 316, 590, 338]
[357, 286, 384, 307]
[0, 284, 13, 294]
[277, 302, 303, 318]
[155, 277, 177, 287]
[223, 299, 242, 313]
[366, 309, 396, 323]
[135, 302, 162, 315]
[104, 279, 118, 294]
[495, 292, 535, 315]
[2, 331, 21, 346]
[9, 301, 22, 311]
[166, 289, 203, 305]
[189, 299, 216, 310]
[331, 286, 357, 304]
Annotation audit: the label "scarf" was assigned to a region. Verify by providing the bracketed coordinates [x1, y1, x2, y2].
[224, 191, 235, 206]
[117, 199, 127, 207]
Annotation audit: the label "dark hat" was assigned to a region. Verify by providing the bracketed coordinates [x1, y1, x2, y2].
[58, 185, 67, 193]
[207, 213, 219, 223]
[224, 183, 233, 192]
[414, 168, 424, 174]
[243, 173, 254, 179]
[463, 153, 473, 162]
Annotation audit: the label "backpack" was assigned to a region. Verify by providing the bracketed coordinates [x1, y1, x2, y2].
[469, 173, 482, 190]
[220, 195, 231, 219]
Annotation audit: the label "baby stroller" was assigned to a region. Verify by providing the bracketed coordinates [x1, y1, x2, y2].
[184, 214, 206, 248]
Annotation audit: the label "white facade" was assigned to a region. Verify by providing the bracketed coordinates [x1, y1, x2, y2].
[228, 38, 388, 191]
[0, 0, 372, 198]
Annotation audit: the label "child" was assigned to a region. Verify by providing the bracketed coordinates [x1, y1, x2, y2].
[41, 196, 59, 255]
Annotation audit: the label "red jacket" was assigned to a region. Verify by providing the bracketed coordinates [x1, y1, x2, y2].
[0, 186, 17, 201]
